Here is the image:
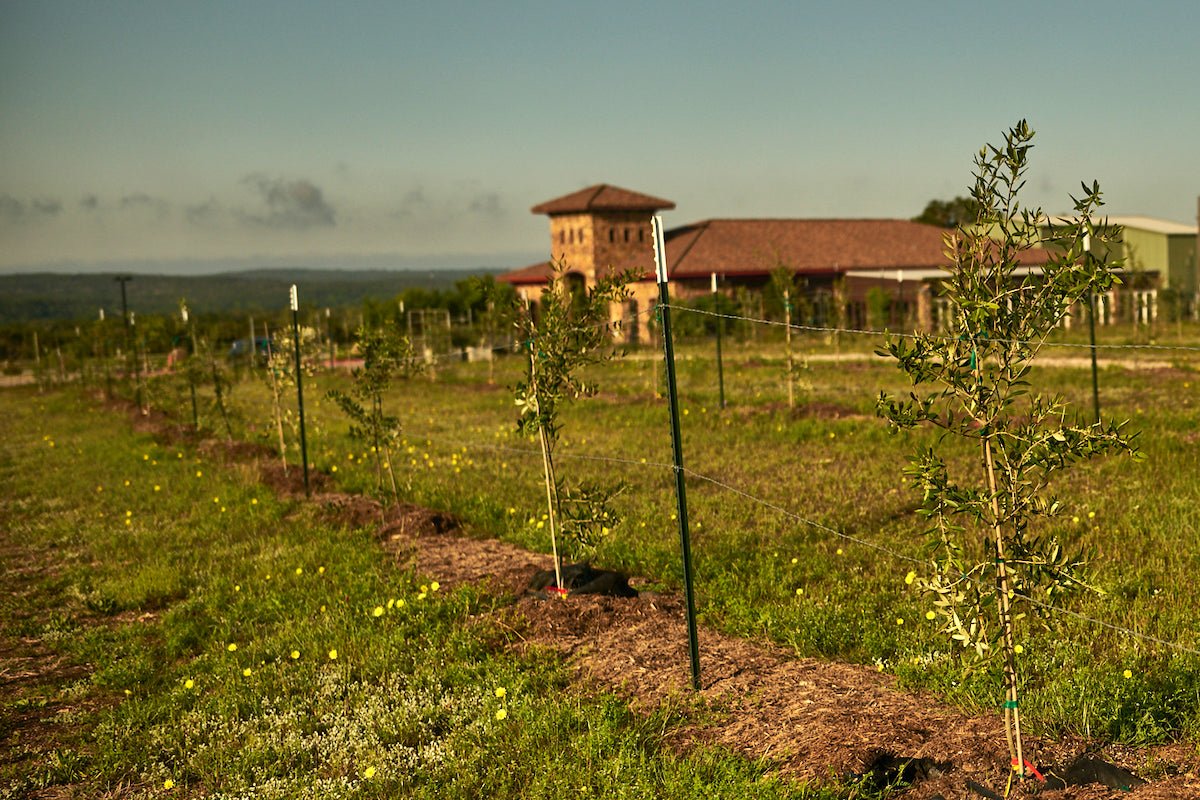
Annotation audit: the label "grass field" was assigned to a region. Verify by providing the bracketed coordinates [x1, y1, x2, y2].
[1, 388, 851, 799]
[197, 324, 1200, 745]
[3, 321, 1199, 796]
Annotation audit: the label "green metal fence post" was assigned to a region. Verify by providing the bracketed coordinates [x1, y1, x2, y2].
[653, 215, 701, 692]
[290, 285, 311, 497]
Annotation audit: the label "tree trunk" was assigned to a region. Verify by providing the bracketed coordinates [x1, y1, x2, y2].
[982, 435, 1025, 778]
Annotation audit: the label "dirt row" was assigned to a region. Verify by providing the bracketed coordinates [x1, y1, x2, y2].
[135, 407, 1199, 800]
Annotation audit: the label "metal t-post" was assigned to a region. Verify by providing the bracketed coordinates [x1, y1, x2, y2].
[182, 305, 199, 430]
[1084, 234, 1100, 424]
[712, 272, 725, 409]
[326, 308, 334, 370]
[653, 215, 701, 692]
[290, 285, 311, 497]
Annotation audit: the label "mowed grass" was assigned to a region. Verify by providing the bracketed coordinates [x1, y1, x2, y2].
[0, 389, 841, 799]
[207, 324, 1200, 747]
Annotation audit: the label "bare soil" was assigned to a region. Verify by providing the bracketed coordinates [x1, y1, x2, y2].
[389, 526, 1199, 799]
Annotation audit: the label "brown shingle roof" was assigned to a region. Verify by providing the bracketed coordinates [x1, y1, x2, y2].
[496, 218, 1049, 286]
[531, 184, 676, 215]
[664, 219, 1047, 277]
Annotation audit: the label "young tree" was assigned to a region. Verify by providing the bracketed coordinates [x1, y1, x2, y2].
[769, 265, 809, 409]
[514, 260, 632, 591]
[262, 322, 322, 473]
[914, 195, 982, 228]
[465, 275, 516, 385]
[327, 324, 421, 503]
[877, 121, 1140, 778]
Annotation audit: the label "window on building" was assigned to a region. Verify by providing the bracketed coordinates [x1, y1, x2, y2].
[609, 229, 615, 243]
[638, 229, 644, 242]
[624, 228, 630, 243]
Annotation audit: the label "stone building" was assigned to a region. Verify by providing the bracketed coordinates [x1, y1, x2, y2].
[500, 183, 1195, 341]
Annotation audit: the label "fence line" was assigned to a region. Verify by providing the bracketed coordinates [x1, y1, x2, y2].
[401, 424, 1200, 659]
[411, 304, 660, 367]
[665, 304, 1200, 353]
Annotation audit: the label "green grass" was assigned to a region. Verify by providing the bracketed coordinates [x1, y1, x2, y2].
[193, 324, 1200, 747]
[0, 389, 854, 799]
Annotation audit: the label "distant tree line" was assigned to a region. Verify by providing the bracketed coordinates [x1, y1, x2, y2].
[0, 273, 515, 364]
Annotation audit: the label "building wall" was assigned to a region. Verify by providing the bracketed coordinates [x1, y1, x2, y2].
[1168, 233, 1198, 294]
[591, 212, 655, 276]
[547, 211, 657, 283]
[547, 213, 597, 278]
[1120, 227, 1169, 285]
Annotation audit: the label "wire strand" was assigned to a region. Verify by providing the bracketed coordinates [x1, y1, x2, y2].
[403, 423, 1200, 658]
[664, 304, 1200, 353]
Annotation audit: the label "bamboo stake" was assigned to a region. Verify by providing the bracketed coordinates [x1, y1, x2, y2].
[529, 345, 563, 592]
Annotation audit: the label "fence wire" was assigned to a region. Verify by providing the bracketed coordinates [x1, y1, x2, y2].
[665, 304, 1200, 353]
[402, 422, 1200, 659]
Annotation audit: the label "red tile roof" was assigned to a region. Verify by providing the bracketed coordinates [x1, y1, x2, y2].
[497, 218, 1049, 285]
[531, 184, 676, 215]
[499, 260, 554, 285]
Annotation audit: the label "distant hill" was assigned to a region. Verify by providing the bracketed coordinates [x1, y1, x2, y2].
[0, 268, 500, 322]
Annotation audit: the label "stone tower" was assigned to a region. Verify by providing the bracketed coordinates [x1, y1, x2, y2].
[531, 184, 675, 284]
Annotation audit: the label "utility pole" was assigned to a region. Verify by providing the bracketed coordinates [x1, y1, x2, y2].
[114, 275, 141, 410]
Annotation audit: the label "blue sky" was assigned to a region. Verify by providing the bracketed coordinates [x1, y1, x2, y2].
[1, 0, 1197, 272]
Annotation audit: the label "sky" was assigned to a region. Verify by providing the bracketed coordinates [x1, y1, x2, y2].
[1, 0, 1197, 274]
